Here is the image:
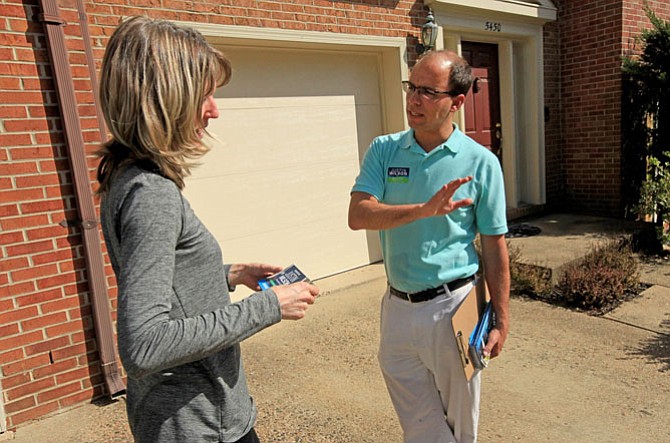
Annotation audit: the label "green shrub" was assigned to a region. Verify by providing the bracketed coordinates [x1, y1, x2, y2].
[557, 238, 641, 314]
[622, 6, 670, 250]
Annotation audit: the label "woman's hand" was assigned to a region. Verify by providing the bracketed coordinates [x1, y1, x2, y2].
[272, 282, 320, 320]
[228, 263, 283, 291]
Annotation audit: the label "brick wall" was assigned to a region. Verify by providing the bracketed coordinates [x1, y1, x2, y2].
[1, 1, 107, 429]
[543, 15, 562, 212]
[0, 0, 426, 430]
[554, 0, 670, 216]
[556, 0, 625, 216]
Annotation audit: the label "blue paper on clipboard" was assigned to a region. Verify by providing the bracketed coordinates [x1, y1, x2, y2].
[468, 301, 493, 370]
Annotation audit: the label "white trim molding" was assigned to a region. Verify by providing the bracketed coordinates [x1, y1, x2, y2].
[426, 0, 556, 23]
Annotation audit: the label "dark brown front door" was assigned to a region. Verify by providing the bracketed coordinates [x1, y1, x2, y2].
[461, 42, 502, 163]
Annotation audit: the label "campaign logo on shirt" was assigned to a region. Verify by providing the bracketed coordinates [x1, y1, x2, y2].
[387, 167, 410, 183]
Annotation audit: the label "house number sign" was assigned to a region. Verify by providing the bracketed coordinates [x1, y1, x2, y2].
[485, 21, 502, 32]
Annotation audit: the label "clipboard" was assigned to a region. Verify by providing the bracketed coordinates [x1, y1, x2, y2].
[451, 277, 490, 380]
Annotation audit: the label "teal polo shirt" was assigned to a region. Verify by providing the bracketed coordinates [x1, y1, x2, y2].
[352, 126, 508, 293]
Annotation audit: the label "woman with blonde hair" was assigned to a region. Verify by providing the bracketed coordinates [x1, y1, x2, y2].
[97, 16, 319, 443]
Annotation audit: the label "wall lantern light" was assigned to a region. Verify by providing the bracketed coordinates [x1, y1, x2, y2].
[416, 10, 438, 55]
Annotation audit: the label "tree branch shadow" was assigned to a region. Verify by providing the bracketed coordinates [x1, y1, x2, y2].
[627, 315, 670, 373]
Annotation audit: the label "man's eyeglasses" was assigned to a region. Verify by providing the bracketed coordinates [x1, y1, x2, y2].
[401, 81, 456, 100]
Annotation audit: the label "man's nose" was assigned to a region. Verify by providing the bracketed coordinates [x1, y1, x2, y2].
[406, 88, 422, 104]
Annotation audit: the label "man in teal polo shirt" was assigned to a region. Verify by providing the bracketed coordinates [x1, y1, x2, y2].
[348, 50, 510, 443]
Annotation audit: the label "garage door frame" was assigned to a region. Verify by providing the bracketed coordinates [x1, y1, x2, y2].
[183, 21, 408, 149]
[180, 22, 408, 276]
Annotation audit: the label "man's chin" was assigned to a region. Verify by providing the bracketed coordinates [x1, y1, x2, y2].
[407, 114, 422, 126]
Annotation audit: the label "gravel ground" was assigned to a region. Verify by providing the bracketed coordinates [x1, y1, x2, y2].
[6, 263, 670, 443]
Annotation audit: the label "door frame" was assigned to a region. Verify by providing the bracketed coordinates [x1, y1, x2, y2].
[428, 0, 556, 209]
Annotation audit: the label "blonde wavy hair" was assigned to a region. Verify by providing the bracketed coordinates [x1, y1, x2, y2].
[97, 16, 232, 193]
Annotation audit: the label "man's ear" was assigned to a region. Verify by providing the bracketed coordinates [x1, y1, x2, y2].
[450, 94, 466, 112]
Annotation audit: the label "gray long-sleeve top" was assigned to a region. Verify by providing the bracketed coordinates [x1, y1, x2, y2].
[101, 164, 281, 442]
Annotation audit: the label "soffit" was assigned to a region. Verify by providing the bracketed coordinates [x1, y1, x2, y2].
[425, 0, 557, 23]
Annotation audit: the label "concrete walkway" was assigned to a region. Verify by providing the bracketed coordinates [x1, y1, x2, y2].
[3, 213, 670, 442]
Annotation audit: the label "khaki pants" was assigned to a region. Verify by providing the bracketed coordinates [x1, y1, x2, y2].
[379, 282, 480, 443]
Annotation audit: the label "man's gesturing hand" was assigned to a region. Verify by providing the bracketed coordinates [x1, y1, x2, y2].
[421, 176, 474, 218]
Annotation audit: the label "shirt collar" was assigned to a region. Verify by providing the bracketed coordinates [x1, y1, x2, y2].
[401, 125, 464, 156]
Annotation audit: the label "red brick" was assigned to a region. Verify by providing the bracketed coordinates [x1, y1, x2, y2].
[0, 256, 30, 273]
[71, 326, 96, 345]
[36, 272, 79, 290]
[9, 401, 59, 427]
[11, 263, 59, 283]
[32, 248, 77, 266]
[4, 396, 36, 415]
[27, 104, 59, 118]
[1, 214, 51, 231]
[45, 318, 85, 338]
[0, 370, 30, 390]
[0, 348, 24, 367]
[59, 387, 96, 408]
[0, 306, 38, 324]
[8, 146, 56, 160]
[33, 131, 64, 145]
[32, 357, 78, 379]
[16, 175, 63, 190]
[0, 105, 28, 118]
[0, 231, 24, 247]
[21, 311, 68, 332]
[26, 225, 69, 241]
[59, 258, 85, 273]
[6, 240, 53, 257]
[0, 76, 24, 92]
[6, 377, 56, 402]
[50, 342, 88, 361]
[36, 381, 81, 403]
[0, 160, 38, 175]
[0, 329, 43, 353]
[16, 288, 62, 307]
[2, 353, 50, 376]
[0, 322, 20, 338]
[0, 188, 44, 205]
[0, 297, 15, 311]
[24, 336, 71, 356]
[1, 281, 35, 298]
[55, 365, 92, 385]
[0, 203, 20, 217]
[0, 91, 46, 105]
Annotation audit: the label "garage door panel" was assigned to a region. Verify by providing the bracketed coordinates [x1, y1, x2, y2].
[195, 96, 360, 178]
[222, 217, 368, 281]
[184, 93, 371, 281]
[223, 47, 381, 105]
[223, 219, 369, 301]
[182, 46, 386, 282]
[185, 160, 356, 242]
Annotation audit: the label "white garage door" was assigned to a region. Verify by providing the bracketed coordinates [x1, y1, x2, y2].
[183, 46, 383, 295]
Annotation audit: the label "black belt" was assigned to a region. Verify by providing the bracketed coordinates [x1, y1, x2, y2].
[389, 275, 475, 303]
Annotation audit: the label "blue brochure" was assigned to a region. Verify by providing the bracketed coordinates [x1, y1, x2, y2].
[259, 264, 310, 290]
[468, 301, 494, 370]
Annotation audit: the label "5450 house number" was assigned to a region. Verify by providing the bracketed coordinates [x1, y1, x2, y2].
[485, 21, 502, 32]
